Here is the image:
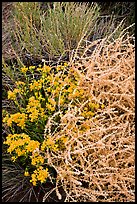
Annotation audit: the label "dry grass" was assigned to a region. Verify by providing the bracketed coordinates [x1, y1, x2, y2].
[42, 30, 135, 202]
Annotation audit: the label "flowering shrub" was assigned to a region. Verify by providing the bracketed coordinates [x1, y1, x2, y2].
[3, 62, 104, 187]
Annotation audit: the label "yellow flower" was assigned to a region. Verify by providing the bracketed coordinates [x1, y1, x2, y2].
[14, 88, 20, 94]
[101, 104, 105, 109]
[72, 91, 80, 98]
[41, 137, 57, 151]
[46, 103, 55, 112]
[26, 96, 45, 121]
[10, 85, 24, 96]
[37, 67, 42, 72]
[48, 98, 56, 106]
[41, 141, 46, 151]
[29, 109, 39, 122]
[29, 66, 35, 72]
[32, 181, 37, 186]
[30, 80, 42, 91]
[7, 90, 16, 100]
[7, 117, 13, 127]
[3, 115, 8, 123]
[11, 156, 17, 162]
[60, 136, 68, 144]
[94, 104, 99, 109]
[84, 107, 88, 111]
[15, 148, 26, 156]
[26, 140, 40, 153]
[30, 173, 37, 186]
[31, 152, 44, 166]
[67, 86, 74, 93]
[24, 171, 30, 176]
[57, 65, 63, 71]
[27, 97, 41, 107]
[18, 118, 26, 128]
[42, 65, 51, 73]
[4, 133, 31, 155]
[89, 102, 100, 110]
[37, 167, 48, 183]
[15, 81, 25, 86]
[59, 98, 64, 105]
[46, 137, 55, 146]
[80, 122, 91, 131]
[9, 112, 27, 129]
[85, 111, 95, 117]
[30, 166, 49, 186]
[39, 109, 45, 117]
[21, 67, 28, 74]
[64, 62, 68, 67]
[53, 81, 59, 87]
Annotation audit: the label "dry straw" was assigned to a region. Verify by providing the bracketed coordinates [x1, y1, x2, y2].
[43, 28, 135, 202]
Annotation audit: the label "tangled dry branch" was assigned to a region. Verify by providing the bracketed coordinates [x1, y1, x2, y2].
[43, 32, 135, 202]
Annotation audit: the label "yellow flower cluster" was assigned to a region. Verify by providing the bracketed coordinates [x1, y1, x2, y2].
[7, 89, 20, 100]
[15, 148, 26, 157]
[37, 65, 51, 73]
[15, 81, 26, 95]
[3, 133, 30, 155]
[30, 166, 49, 186]
[30, 79, 44, 91]
[48, 98, 56, 106]
[41, 135, 68, 152]
[29, 66, 35, 71]
[3, 112, 27, 129]
[21, 66, 36, 74]
[44, 66, 80, 110]
[42, 65, 51, 73]
[46, 98, 56, 112]
[26, 96, 45, 122]
[15, 81, 25, 86]
[41, 136, 58, 151]
[80, 101, 104, 119]
[3, 133, 40, 156]
[26, 140, 40, 153]
[21, 67, 28, 74]
[58, 135, 68, 144]
[56, 62, 68, 71]
[56, 135, 68, 150]
[31, 152, 44, 166]
[3, 62, 106, 187]
[3, 132, 48, 186]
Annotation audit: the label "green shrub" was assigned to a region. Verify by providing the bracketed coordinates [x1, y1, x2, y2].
[10, 2, 100, 61]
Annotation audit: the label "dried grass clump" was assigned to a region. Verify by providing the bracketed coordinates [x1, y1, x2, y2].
[42, 31, 135, 202]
